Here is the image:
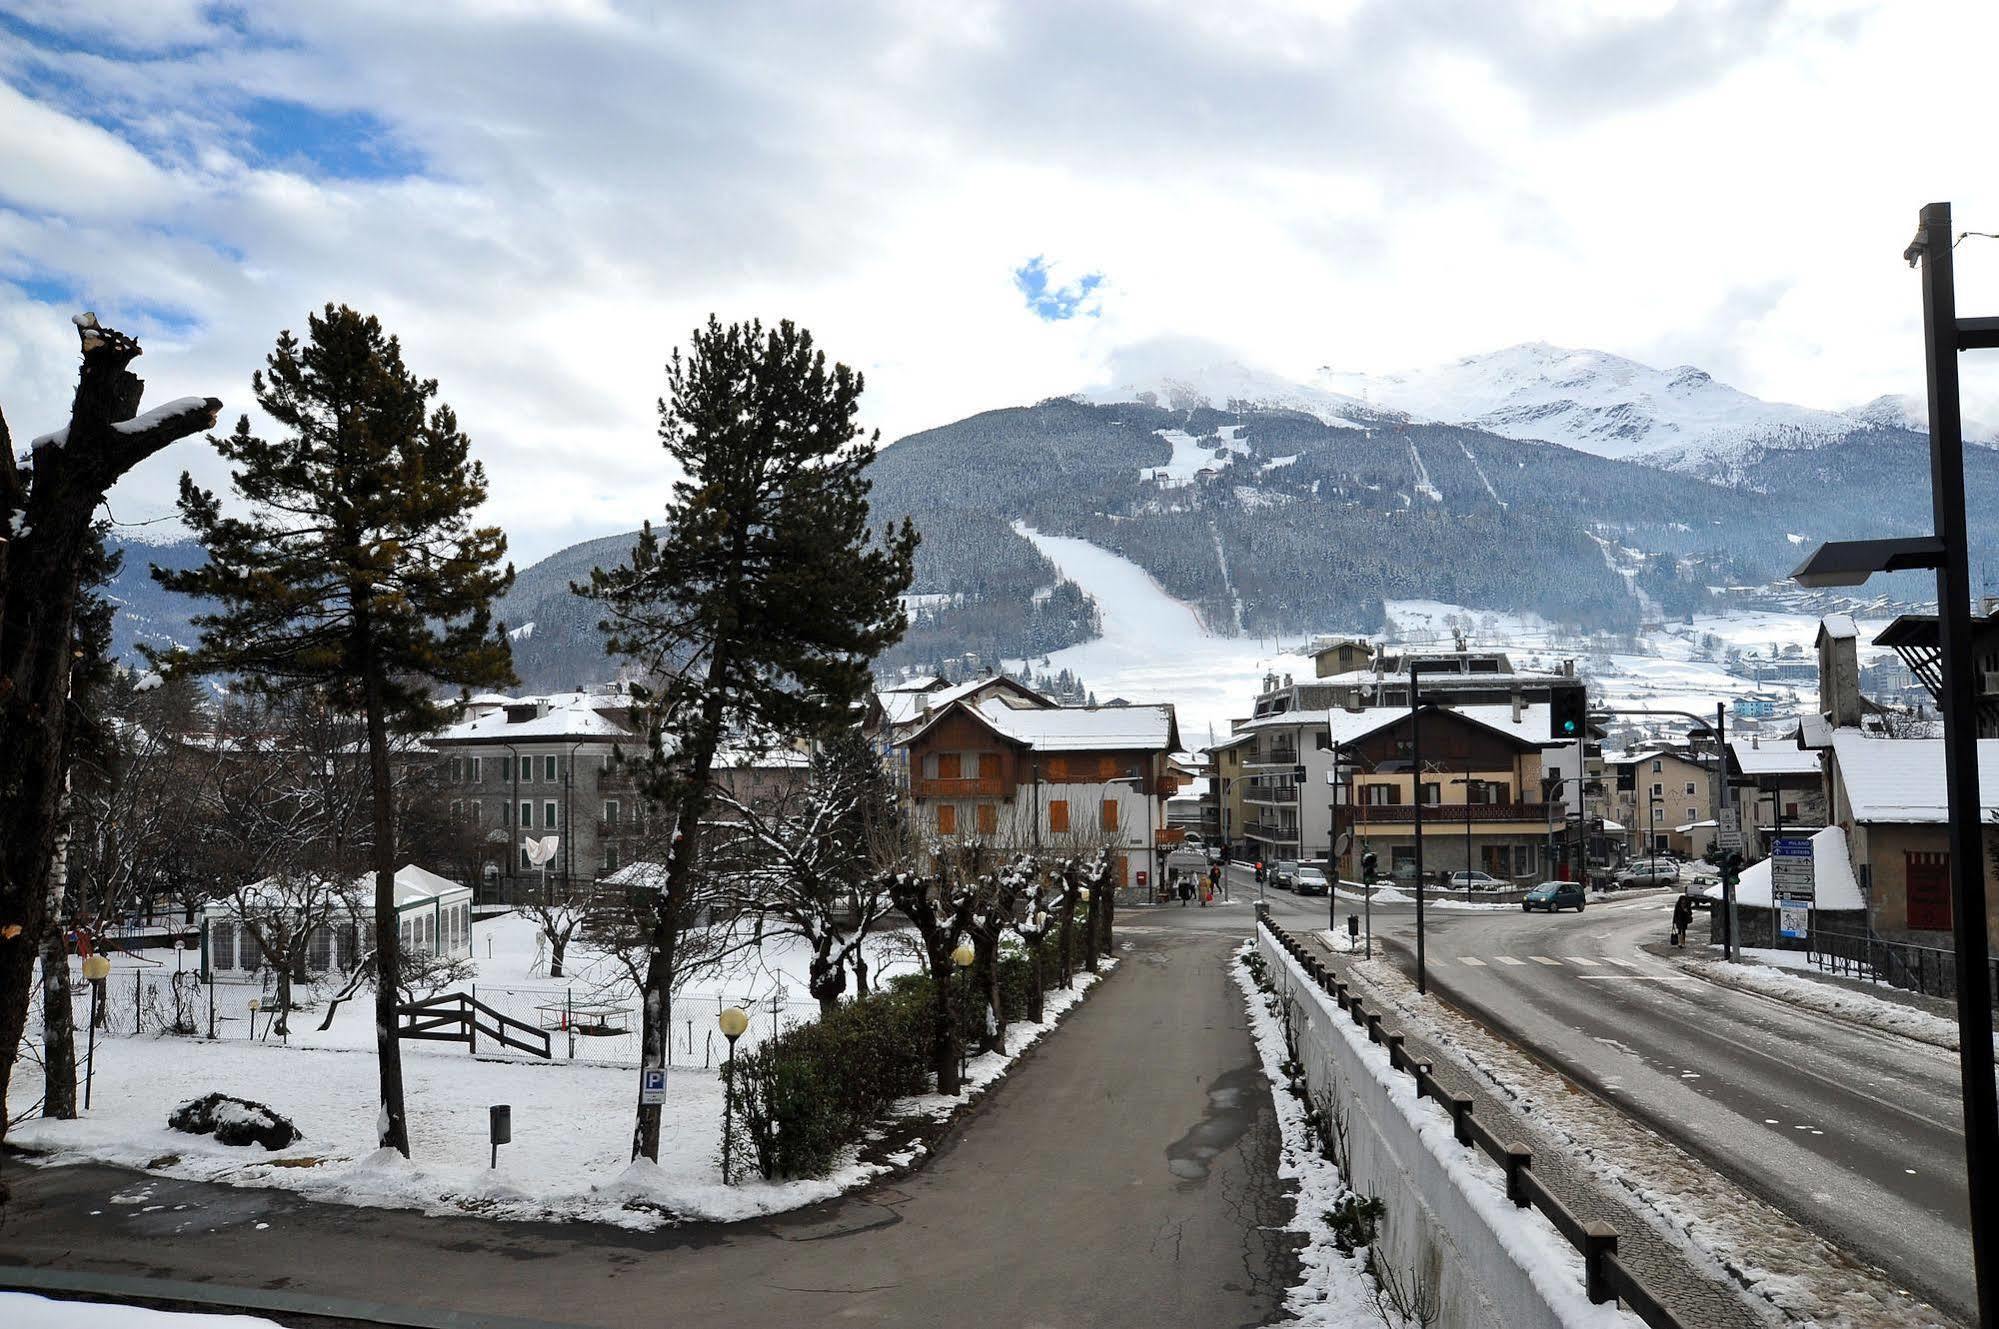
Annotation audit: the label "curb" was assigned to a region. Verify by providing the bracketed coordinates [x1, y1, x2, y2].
[0, 1266, 585, 1328]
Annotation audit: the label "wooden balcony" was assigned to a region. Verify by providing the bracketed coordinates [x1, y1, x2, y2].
[912, 776, 1010, 799]
[1351, 801, 1558, 826]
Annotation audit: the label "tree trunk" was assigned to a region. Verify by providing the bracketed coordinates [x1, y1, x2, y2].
[37, 921, 76, 1119]
[1026, 938, 1045, 1024]
[853, 949, 870, 997]
[977, 930, 1003, 1054]
[929, 942, 960, 1095]
[1057, 898, 1074, 989]
[1100, 880, 1115, 959]
[360, 662, 410, 1157]
[1083, 890, 1101, 975]
[807, 938, 845, 1018]
[548, 932, 566, 980]
[274, 960, 292, 1038]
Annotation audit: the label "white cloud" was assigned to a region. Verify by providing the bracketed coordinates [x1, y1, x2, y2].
[1, 0, 1995, 562]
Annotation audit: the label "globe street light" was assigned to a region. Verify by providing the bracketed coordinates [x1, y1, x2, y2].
[81, 951, 111, 1109]
[951, 940, 976, 1090]
[718, 1006, 749, 1185]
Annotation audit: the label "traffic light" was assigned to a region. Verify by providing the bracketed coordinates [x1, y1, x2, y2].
[1254, 862, 1266, 884]
[1361, 851, 1378, 886]
[1551, 688, 1589, 741]
[1719, 851, 1744, 889]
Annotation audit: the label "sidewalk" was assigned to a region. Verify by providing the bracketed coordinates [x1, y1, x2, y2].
[0, 930, 1298, 1329]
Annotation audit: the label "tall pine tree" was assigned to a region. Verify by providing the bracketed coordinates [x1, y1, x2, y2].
[585, 315, 916, 1161]
[154, 305, 514, 1157]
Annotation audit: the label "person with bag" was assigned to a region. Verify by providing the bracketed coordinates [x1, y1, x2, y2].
[1671, 892, 1695, 947]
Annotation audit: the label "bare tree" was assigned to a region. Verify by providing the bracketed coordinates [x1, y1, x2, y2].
[890, 847, 985, 1095]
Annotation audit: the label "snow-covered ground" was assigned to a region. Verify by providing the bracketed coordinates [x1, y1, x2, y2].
[1, 1295, 279, 1328]
[1679, 949, 1991, 1055]
[10, 915, 1102, 1228]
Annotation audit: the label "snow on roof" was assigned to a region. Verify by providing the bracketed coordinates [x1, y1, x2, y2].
[1797, 713, 1836, 749]
[882, 675, 946, 693]
[875, 691, 928, 728]
[1703, 825, 1863, 910]
[1238, 702, 1558, 747]
[1819, 613, 1859, 641]
[466, 692, 515, 706]
[926, 675, 1051, 712]
[214, 863, 469, 913]
[433, 698, 632, 743]
[1206, 731, 1257, 751]
[602, 860, 668, 890]
[1729, 738, 1820, 777]
[973, 698, 1176, 752]
[1829, 729, 1999, 823]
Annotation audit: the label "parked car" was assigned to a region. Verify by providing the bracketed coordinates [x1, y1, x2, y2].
[1616, 858, 1680, 889]
[1684, 877, 1716, 911]
[1272, 860, 1300, 891]
[1444, 870, 1506, 891]
[1523, 880, 1586, 913]
[1292, 866, 1329, 896]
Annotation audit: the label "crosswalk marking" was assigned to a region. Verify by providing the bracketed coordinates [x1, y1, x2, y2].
[1495, 957, 1527, 966]
[1531, 956, 1564, 966]
[1459, 956, 1487, 966]
[1602, 956, 1643, 969]
[1566, 956, 1604, 967]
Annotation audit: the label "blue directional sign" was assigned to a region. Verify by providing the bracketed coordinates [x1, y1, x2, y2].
[1771, 837, 1815, 902]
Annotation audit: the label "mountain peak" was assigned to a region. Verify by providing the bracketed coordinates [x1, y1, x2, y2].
[1073, 335, 1374, 427]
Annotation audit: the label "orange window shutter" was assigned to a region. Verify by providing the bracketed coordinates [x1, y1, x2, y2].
[977, 803, 997, 835]
[979, 752, 1000, 780]
[1049, 800, 1069, 833]
[939, 753, 961, 780]
[1100, 800, 1118, 832]
[937, 803, 956, 835]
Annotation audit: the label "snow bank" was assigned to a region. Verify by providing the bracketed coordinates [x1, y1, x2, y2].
[0, 1293, 281, 1327]
[1682, 951, 1993, 1055]
[1257, 927, 1636, 1329]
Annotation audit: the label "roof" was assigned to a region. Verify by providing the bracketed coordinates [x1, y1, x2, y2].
[1702, 825, 1864, 910]
[1206, 731, 1258, 753]
[874, 691, 928, 728]
[1818, 613, 1859, 643]
[602, 860, 668, 890]
[925, 675, 1052, 713]
[881, 675, 947, 694]
[1828, 729, 1999, 823]
[211, 863, 471, 913]
[432, 698, 632, 744]
[1239, 702, 1559, 749]
[973, 697, 1178, 752]
[1729, 738, 1820, 777]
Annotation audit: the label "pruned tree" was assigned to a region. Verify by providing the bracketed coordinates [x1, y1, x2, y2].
[581, 316, 917, 1161]
[1009, 860, 1057, 1023]
[222, 869, 364, 1036]
[964, 853, 1032, 1054]
[151, 305, 515, 1156]
[0, 315, 219, 1141]
[707, 728, 901, 1016]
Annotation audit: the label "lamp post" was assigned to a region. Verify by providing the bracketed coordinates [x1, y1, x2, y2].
[951, 940, 976, 1090]
[81, 952, 110, 1110]
[1450, 776, 1474, 888]
[1409, 661, 1428, 996]
[1789, 201, 1999, 1326]
[718, 1006, 748, 1185]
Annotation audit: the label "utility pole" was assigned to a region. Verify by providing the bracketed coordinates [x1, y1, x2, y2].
[1911, 200, 1999, 1329]
[1410, 661, 1426, 996]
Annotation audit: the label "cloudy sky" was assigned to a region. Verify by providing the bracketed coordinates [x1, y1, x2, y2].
[6, 0, 1999, 563]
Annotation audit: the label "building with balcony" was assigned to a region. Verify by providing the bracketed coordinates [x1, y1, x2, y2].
[1605, 748, 1716, 857]
[901, 695, 1180, 893]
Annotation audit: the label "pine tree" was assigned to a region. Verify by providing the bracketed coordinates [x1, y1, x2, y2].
[152, 305, 514, 1157]
[584, 315, 917, 1161]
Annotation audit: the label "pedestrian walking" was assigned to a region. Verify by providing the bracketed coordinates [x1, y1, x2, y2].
[1671, 893, 1694, 947]
[1178, 876, 1194, 907]
[1200, 877, 1213, 907]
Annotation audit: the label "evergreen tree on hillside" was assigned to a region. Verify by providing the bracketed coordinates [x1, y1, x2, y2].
[152, 305, 515, 1157]
[583, 315, 917, 1162]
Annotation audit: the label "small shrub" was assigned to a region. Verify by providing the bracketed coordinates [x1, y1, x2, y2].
[1327, 1192, 1386, 1255]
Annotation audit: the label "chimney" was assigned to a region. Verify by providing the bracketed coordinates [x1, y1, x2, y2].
[1510, 691, 1525, 723]
[1816, 615, 1864, 728]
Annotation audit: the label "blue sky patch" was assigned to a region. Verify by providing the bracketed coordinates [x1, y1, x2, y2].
[242, 98, 423, 180]
[1014, 256, 1104, 321]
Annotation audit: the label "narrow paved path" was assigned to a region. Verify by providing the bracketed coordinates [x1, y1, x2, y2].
[1, 929, 1296, 1329]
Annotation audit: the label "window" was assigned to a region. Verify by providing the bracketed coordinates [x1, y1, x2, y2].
[1049, 799, 1069, 834]
[211, 920, 235, 971]
[1651, 782, 1663, 797]
[604, 799, 620, 826]
[521, 755, 533, 783]
[521, 844, 532, 868]
[545, 800, 558, 828]
[977, 803, 998, 835]
[520, 801, 532, 828]
[936, 803, 957, 835]
[471, 802, 482, 826]
[1363, 784, 1400, 806]
[450, 799, 462, 818]
[978, 752, 1001, 780]
[1685, 782, 1696, 796]
[502, 801, 511, 827]
[449, 757, 463, 783]
[1651, 760, 1661, 773]
[1513, 845, 1532, 875]
[1687, 807, 1697, 821]
[1420, 782, 1440, 805]
[1100, 800, 1120, 832]
[545, 754, 558, 781]
[603, 843, 619, 872]
[471, 756, 481, 784]
[1784, 801, 1798, 818]
[938, 752, 962, 780]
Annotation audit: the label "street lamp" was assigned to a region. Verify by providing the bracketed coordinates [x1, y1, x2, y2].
[81, 952, 110, 1110]
[1789, 201, 1999, 1328]
[1450, 776, 1475, 889]
[717, 1006, 748, 1185]
[951, 940, 976, 1091]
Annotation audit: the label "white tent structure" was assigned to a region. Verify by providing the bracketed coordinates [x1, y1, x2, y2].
[201, 864, 474, 982]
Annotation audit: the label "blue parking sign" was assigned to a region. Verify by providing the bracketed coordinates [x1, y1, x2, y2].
[640, 1067, 667, 1105]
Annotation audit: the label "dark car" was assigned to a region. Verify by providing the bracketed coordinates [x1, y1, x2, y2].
[1272, 860, 1300, 891]
[1523, 880, 1586, 913]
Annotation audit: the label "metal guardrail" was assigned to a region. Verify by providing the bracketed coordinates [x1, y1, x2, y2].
[1807, 924, 1999, 1007]
[1257, 911, 1685, 1329]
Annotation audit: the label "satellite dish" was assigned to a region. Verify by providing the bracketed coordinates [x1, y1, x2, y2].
[523, 835, 560, 868]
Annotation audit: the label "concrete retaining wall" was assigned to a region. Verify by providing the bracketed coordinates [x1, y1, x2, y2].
[1258, 930, 1630, 1329]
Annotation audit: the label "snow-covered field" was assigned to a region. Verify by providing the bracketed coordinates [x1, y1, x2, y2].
[0, 1294, 279, 1328]
[9, 915, 1102, 1228]
[1008, 524, 1881, 747]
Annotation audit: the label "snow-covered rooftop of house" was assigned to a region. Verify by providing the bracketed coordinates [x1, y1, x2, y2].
[1819, 613, 1859, 641]
[1237, 702, 1558, 747]
[882, 675, 945, 693]
[1703, 825, 1863, 909]
[433, 697, 633, 743]
[875, 691, 928, 728]
[974, 698, 1175, 751]
[211, 863, 469, 913]
[1798, 713, 1836, 749]
[1306, 667, 1565, 689]
[1729, 738, 1820, 777]
[927, 675, 1050, 712]
[1829, 729, 1999, 823]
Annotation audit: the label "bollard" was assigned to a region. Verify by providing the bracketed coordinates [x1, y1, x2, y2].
[1386, 1032, 1405, 1070]
[1504, 1145, 1533, 1207]
[1365, 1012, 1382, 1045]
[489, 1104, 512, 1168]
[1449, 1094, 1474, 1146]
[1582, 1222, 1619, 1304]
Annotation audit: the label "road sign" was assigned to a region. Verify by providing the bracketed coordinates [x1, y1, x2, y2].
[1716, 807, 1743, 851]
[1333, 832, 1354, 860]
[639, 1068, 667, 1105]
[1771, 836, 1815, 901]
[1778, 903, 1810, 940]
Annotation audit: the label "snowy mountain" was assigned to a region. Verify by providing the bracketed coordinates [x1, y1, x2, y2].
[1312, 342, 1863, 469]
[1073, 336, 1377, 429]
[1841, 391, 1998, 444]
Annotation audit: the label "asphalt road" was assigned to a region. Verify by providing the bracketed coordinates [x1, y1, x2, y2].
[1237, 871, 1976, 1324]
[0, 928, 1297, 1329]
